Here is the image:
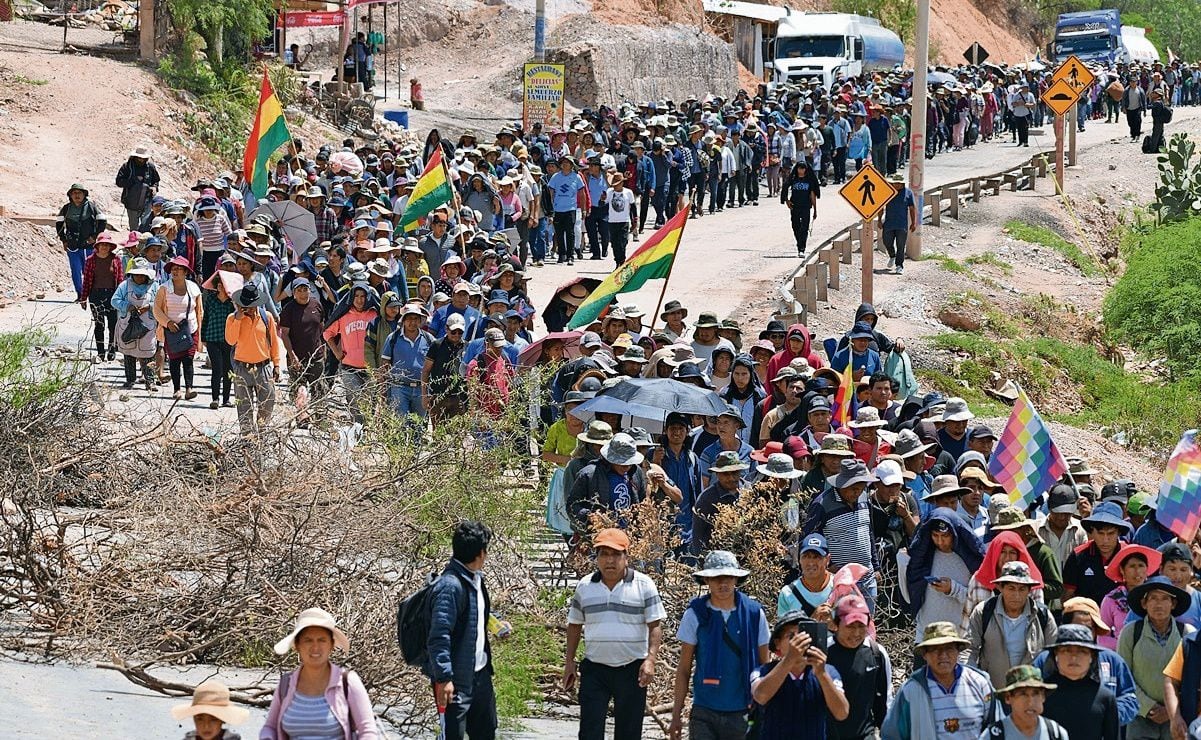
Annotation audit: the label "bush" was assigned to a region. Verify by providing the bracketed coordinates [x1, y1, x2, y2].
[1104, 216, 1201, 381]
[1153, 133, 1201, 224]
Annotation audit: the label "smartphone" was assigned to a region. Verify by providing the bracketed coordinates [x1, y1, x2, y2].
[795, 619, 829, 648]
[925, 576, 946, 584]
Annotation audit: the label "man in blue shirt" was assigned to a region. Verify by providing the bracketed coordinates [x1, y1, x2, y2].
[381, 304, 433, 424]
[547, 156, 585, 265]
[830, 107, 853, 184]
[583, 157, 609, 260]
[429, 282, 482, 338]
[878, 175, 916, 275]
[671, 551, 770, 740]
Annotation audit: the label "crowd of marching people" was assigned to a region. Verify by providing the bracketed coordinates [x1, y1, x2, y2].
[46, 49, 1198, 740]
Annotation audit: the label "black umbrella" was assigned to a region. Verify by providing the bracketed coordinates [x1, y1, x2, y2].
[593, 378, 728, 418]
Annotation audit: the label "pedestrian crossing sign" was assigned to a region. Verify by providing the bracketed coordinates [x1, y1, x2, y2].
[1052, 55, 1096, 92]
[839, 164, 895, 221]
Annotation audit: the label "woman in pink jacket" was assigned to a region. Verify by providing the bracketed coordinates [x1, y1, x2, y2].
[260, 608, 379, 740]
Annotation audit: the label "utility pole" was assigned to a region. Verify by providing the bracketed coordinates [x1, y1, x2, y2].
[906, 0, 930, 260]
[534, 0, 546, 61]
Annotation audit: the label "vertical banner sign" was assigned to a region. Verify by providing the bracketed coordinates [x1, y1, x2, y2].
[522, 62, 566, 131]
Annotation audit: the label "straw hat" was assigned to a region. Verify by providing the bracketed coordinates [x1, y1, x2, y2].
[170, 680, 250, 725]
[273, 607, 350, 656]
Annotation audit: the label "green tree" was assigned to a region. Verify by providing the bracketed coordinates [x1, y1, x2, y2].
[166, 0, 273, 67]
[831, 0, 917, 43]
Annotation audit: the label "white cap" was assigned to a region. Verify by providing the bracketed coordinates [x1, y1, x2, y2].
[874, 459, 904, 487]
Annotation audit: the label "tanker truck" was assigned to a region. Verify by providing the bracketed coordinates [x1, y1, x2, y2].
[764, 12, 905, 91]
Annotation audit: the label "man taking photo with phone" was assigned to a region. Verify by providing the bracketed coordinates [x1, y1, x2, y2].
[750, 609, 849, 740]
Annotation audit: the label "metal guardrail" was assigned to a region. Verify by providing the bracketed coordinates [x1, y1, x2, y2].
[777, 151, 1055, 321]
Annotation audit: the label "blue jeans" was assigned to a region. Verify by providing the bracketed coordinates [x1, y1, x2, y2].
[389, 383, 427, 421]
[531, 217, 548, 262]
[67, 247, 92, 298]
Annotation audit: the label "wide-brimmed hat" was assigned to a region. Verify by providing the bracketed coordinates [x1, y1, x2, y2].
[994, 664, 1057, 695]
[709, 450, 750, 473]
[129, 144, 152, 159]
[716, 405, 747, 429]
[694, 311, 721, 329]
[922, 474, 971, 501]
[815, 433, 855, 458]
[758, 452, 803, 480]
[577, 420, 614, 445]
[166, 255, 192, 274]
[916, 621, 970, 651]
[1129, 575, 1191, 618]
[618, 346, 649, 364]
[1065, 456, 1098, 477]
[659, 299, 688, 320]
[827, 458, 876, 489]
[693, 550, 750, 581]
[849, 406, 887, 429]
[1051, 623, 1104, 652]
[959, 466, 1002, 490]
[1080, 501, 1132, 534]
[990, 506, 1039, 533]
[126, 257, 156, 279]
[993, 561, 1041, 587]
[941, 397, 975, 422]
[1061, 597, 1112, 634]
[601, 433, 644, 466]
[170, 680, 251, 725]
[892, 429, 933, 459]
[273, 607, 350, 656]
[1104, 543, 1163, 584]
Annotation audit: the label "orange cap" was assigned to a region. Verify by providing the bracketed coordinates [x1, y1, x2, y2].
[594, 528, 629, 552]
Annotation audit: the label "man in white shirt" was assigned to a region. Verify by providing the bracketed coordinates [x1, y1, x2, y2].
[564, 528, 666, 740]
[603, 172, 637, 265]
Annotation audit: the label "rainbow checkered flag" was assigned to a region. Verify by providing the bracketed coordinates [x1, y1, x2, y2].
[1156, 430, 1201, 542]
[987, 386, 1068, 509]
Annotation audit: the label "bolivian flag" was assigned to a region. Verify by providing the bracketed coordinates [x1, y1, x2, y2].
[568, 208, 687, 329]
[242, 70, 292, 198]
[401, 148, 453, 231]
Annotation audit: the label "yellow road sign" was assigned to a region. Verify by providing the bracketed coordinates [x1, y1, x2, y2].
[839, 164, 895, 221]
[1053, 54, 1097, 92]
[1041, 78, 1081, 117]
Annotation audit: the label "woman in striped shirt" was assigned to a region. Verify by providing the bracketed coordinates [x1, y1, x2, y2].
[260, 608, 379, 740]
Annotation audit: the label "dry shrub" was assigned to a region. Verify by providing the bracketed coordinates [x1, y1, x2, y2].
[0, 353, 548, 733]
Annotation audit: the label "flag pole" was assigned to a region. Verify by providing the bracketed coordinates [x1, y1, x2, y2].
[645, 212, 690, 337]
[441, 154, 468, 255]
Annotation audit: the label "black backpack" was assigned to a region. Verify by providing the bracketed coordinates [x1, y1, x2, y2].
[396, 572, 468, 667]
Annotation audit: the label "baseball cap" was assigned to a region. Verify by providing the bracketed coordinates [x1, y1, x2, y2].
[594, 528, 630, 552]
[834, 594, 870, 626]
[452, 281, 473, 294]
[800, 534, 828, 557]
[874, 459, 904, 487]
[1047, 484, 1080, 514]
[484, 327, 506, 346]
[291, 278, 311, 289]
[580, 331, 603, 349]
[446, 314, 467, 332]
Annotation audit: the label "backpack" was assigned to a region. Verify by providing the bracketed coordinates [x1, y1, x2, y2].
[1131, 616, 1184, 647]
[983, 716, 1067, 739]
[396, 572, 468, 667]
[1142, 135, 1158, 154]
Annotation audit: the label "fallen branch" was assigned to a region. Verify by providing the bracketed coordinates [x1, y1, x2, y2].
[96, 660, 275, 706]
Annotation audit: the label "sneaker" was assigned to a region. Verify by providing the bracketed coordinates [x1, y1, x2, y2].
[886, 258, 895, 269]
[567, 259, 574, 265]
[209, 401, 219, 410]
[895, 265, 904, 275]
[222, 400, 235, 408]
[632, 233, 640, 242]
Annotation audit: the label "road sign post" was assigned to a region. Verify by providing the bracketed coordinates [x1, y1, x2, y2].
[861, 219, 874, 303]
[1054, 113, 1064, 190]
[907, 0, 930, 262]
[838, 164, 895, 305]
[1069, 105, 1077, 167]
[1041, 77, 1081, 193]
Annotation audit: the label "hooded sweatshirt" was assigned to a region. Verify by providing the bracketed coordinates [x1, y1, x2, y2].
[765, 323, 824, 384]
[960, 530, 1045, 634]
[719, 354, 766, 444]
[836, 303, 895, 355]
[906, 507, 985, 620]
